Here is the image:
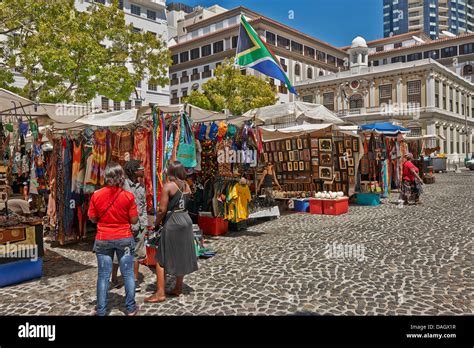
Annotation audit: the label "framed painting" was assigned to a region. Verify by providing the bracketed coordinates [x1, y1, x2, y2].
[338, 141, 344, 154]
[270, 142, 275, 152]
[311, 138, 319, 148]
[276, 141, 280, 151]
[263, 153, 268, 163]
[313, 166, 319, 179]
[268, 152, 273, 163]
[339, 156, 347, 170]
[345, 139, 352, 149]
[346, 148, 353, 157]
[320, 153, 332, 166]
[319, 166, 333, 181]
[349, 175, 355, 184]
[335, 183, 342, 191]
[288, 162, 293, 172]
[303, 138, 309, 149]
[312, 158, 319, 166]
[342, 171, 348, 182]
[273, 152, 279, 163]
[334, 171, 341, 182]
[311, 149, 318, 157]
[283, 151, 289, 161]
[319, 138, 332, 152]
[299, 161, 304, 171]
[294, 150, 300, 161]
[347, 157, 355, 167]
[286, 140, 292, 151]
[303, 149, 311, 161]
[291, 138, 297, 150]
[352, 138, 359, 152]
[348, 167, 355, 176]
[289, 151, 295, 162]
[297, 138, 303, 149]
[265, 142, 271, 152]
[278, 152, 284, 162]
[282, 162, 287, 171]
[305, 161, 310, 171]
[293, 162, 299, 172]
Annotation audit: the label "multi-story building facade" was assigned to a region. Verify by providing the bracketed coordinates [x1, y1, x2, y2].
[12, 0, 170, 111]
[168, 6, 347, 105]
[383, 0, 474, 40]
[297, 37, 474, 161]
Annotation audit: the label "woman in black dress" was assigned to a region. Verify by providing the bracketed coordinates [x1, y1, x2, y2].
[145, 161, 198, 303]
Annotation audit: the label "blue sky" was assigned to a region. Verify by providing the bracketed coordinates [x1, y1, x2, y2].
[174, 0, 383, 47]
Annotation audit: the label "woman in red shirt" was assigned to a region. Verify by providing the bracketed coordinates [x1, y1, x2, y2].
[88, 163, 139, 316]
[400, 153, 424, 205]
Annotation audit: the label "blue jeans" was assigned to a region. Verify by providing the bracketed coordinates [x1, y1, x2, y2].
[94, 237, 136, 316]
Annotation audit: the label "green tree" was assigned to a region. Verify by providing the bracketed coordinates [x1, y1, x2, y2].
[0, 0, 171, 103]
[184, 59, 277, 115]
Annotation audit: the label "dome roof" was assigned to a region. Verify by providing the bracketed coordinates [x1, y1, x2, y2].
[351, 36, 367, 48]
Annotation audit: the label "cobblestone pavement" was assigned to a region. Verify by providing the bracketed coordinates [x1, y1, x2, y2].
[0, 172, 472, 316]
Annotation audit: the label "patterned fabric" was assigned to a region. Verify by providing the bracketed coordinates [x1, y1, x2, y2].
[111, 130, 133, 166]
[89, 130, 108, 186]
[71, 139, 82, 193]
[400, 181, 422, 202]
[133, 128, 153, 210]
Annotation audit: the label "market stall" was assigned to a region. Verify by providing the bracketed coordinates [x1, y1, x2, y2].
[404, 134, 446, 181]
[355, 122, 411, 204]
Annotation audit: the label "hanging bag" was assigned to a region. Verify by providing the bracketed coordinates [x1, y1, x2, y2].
[176, 114, 197, 168]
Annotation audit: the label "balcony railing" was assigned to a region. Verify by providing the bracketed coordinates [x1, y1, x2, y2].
[170, 78, 179, 86]
[170, 97, 180, 104]
[191, 74, 200, 81]
[180, 76, 189, 83]
[202, 71, 212, 78]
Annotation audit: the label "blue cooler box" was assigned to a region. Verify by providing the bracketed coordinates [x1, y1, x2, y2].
[0, 258, 43, 288]
[294, 199, 310, 212]
[356, 193, 381, 206]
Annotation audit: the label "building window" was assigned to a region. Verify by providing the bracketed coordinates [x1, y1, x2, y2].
[450, 87, 454, 112]
[379, 84, 392, 105]
[213, 41, 224, 53]
[202, 65, 211, 78]
[407, 52, 422, 61]
[277, 35, 290, 49]
[323, 92, 334, 111]
[136, 80, 142, 88]
[450, 128, 454, 153]
[375, 46, 384, 52]
[147, 10, 156, 20]
[181, 88, 188, 98]
[463, 64, 473, 76]
[125, 100, 132, 110]
[407, 80, 421, 105]
[113, 101, 121, 111]
[190, 48, 200, 60]
[391, 56, 406, 63]
[294, 64, 301, 76]
[280, 58, 288, 72]
[349, 94, 363, 109]
[304, 46, 315, 58]
[291, 41, 303, 54]
[101, 97, 109, 110]
[441, 46, 458, 58]
[278, 84, 288, 94]
[460, 43, 474, 55]
[232, 36, 238, 48]
[307, 67, 313, 79]
[302, 95, 313, 103]
[316, 50, 326, 62]
[131, 4, 141, 16]
[132, 27, 141, 33]
[394, 42, 403, 48]
[423, 50, 439, 59]
[172, 54, 179, 65]
[372, 60, 379, 66]
[327, 55, 336, 65]
[148, 83, 157, 91]
[266, 31, 276, 45]
[180, 51, 189, 63]
[201, 44, 211, 57]
[118, 0, 123, 9]
[135, 100, 142, 109]
[319, 70, 324, 76]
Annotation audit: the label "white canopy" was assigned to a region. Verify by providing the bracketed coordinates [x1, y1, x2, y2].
[241, 101, 344, 126]
[0, 88, 89, 124]
[260, 123, 333, 141]
[157, 104, 226, 122]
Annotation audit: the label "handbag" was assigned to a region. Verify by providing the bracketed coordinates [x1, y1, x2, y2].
[147, 191, 183, 249]
[177, 114, 197, 168]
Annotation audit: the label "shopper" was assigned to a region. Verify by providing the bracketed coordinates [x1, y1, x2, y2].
[88, 163, 139, 316]
[111, 160, 148, 292]
[145, 161, 198, 303]
[257, 163, 282, 199]
[400, 153, 424, 205]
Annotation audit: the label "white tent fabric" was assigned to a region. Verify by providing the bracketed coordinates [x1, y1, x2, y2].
[260, 123, 333, 141]
[241, 101, 343, 125]
[76, 109, 138, 126]
[157, 104, 226, 122]
[0, 88, 89, 124]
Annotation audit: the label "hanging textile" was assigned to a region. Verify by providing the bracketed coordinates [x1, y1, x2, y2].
[134, 127, 153, 210]
[88, 129, 108, 186]
[71, 138, 82, 193]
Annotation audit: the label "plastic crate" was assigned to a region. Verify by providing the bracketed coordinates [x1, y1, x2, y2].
[294, 199, 310, 213]
[198, 215, 228, 236]
[309, 199, 324, 214]
[356, 193, 380, 206]
[323, 198, 349, 215]
[0, 258, 43, 288]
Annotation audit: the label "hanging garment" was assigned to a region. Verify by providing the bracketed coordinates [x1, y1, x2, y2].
[195, 139, 202, 171]
[71, 139, 82, 193]
[63, 137, 76, 239]
[228, 183, 251, 222]
[47, 138, 59, 230]
[171, 115, 181, 162]
[89, 129, 108, 186]
[176, 114, 197, 168]
[134, 127, 153, 210]
[82, 146, 95, 194]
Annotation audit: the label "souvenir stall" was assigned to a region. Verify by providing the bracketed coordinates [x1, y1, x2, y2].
[0, 88, 88, 287]
[356, 122, 411, 205]
[259, 124, 362, 215]
[404, 134, 446, 183]
[158, 105, 263, 234]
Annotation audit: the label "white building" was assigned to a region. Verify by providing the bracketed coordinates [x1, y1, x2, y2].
[167, 6, 347, 105]
[11, 0, 170, 110]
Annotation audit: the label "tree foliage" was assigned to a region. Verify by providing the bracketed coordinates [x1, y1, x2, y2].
[184, 59, 278, 116]
[0, 0, 171, 103]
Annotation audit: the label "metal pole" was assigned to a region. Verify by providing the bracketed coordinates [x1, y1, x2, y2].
[465, 109, 469, 162]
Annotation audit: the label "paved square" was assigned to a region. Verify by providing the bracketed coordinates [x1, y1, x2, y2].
[0, 172, 472, 315]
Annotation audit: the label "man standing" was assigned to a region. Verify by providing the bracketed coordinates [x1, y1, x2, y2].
[111, 160, 148, 292]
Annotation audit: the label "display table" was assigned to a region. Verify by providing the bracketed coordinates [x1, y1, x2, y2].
[248, 206, 280, 219]
[0, 225, 44, 287]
